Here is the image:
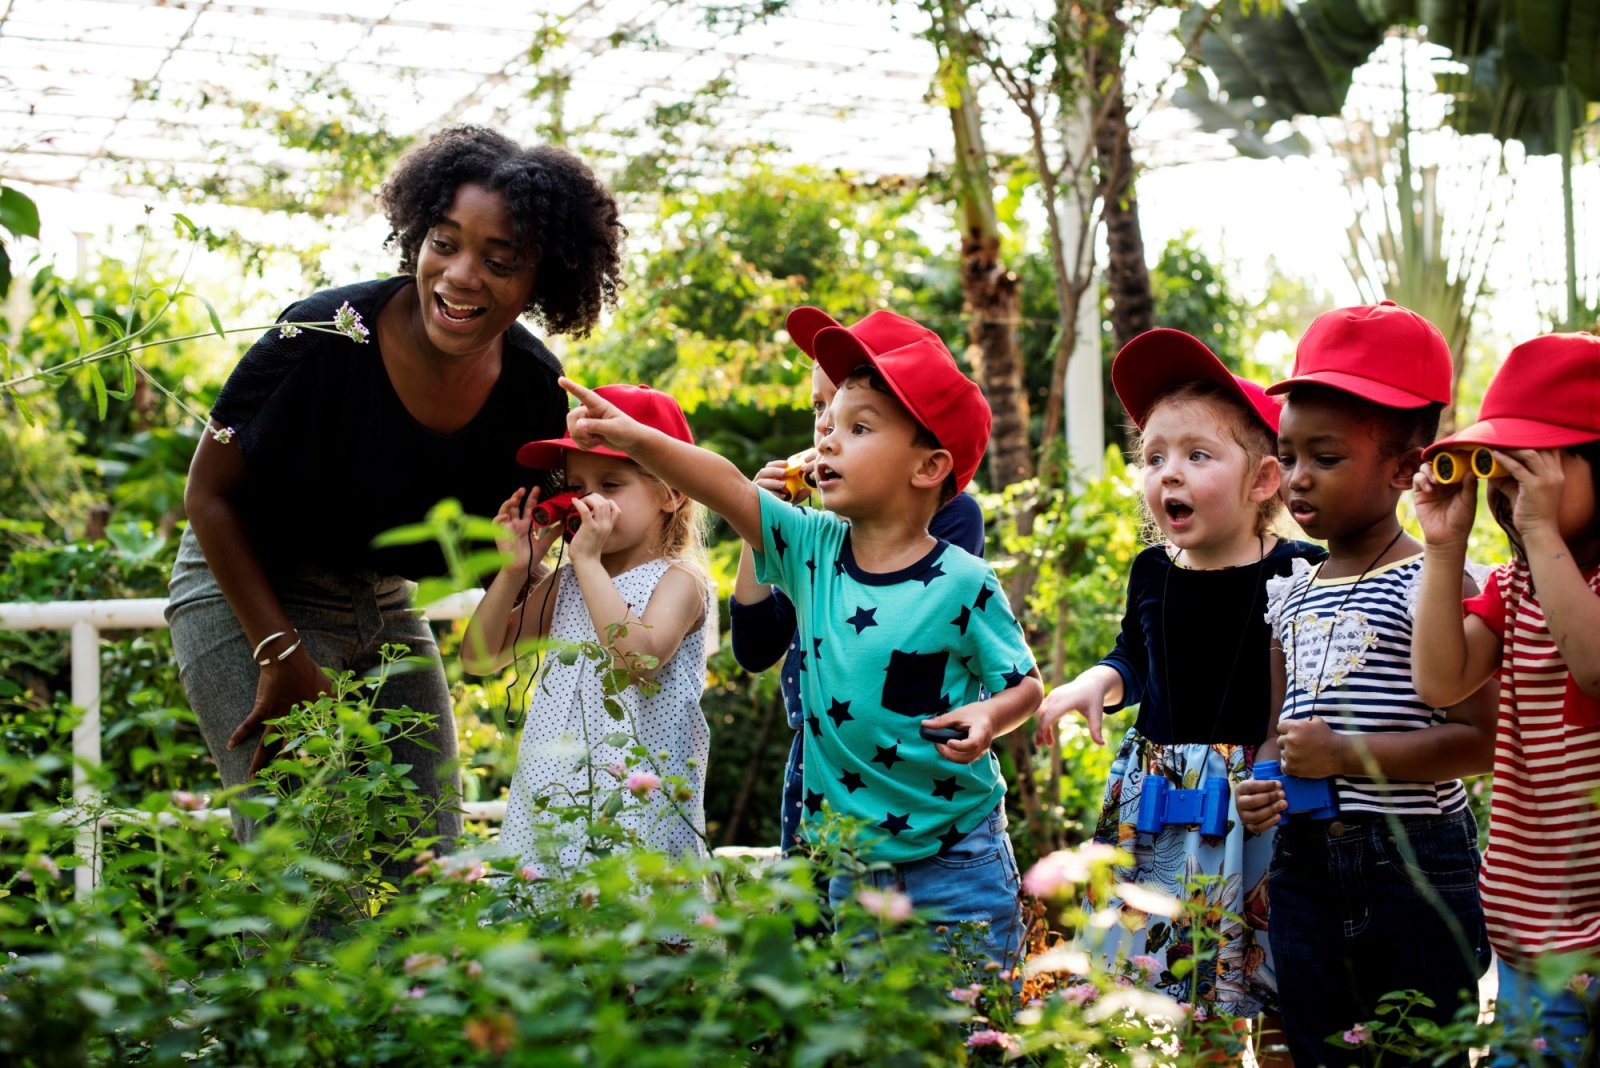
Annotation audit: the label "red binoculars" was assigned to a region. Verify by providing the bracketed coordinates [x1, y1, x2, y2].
[530, 491, 584, 538]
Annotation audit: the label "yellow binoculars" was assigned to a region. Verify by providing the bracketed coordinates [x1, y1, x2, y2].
[782, 453, 818, 503]
[1430, 447, 1506, 484]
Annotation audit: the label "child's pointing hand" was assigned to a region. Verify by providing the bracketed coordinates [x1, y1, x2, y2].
[561, 377, 644, 453]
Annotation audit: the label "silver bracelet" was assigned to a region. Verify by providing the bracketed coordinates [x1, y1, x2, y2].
[252, 631, 289, 664]
[273, 638, 302, 663]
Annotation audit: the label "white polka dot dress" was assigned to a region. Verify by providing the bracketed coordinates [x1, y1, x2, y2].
[498, 558, 711, 870]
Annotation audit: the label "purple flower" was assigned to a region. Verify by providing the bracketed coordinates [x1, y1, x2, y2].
[209, 425, 235, 445]
[277, 323, 302, 339]
[333, 302, 369, 344]
[1061, 983, 1099, 1006]
[1343, 1023, 1367, 1045]
[1532, 1037, 1549, 1052]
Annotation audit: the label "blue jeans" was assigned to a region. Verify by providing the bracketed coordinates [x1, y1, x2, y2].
[1491, 959, 1596, 1068]
[826, 804, 1025, 975]
[1269, 807, 1491, 1067]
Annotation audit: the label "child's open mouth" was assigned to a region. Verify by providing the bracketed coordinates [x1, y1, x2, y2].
[816, 463, 841, 489]
[1164, 500, 1194, 529]
[1289, 498, 1317, 525]
[435, 293, 487, 323]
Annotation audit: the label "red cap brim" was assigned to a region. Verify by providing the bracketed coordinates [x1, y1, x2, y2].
[1424, 416, 1600, 458]
[811, 325, 876, 386]
[786, 306, 845, 360]
[1266, 369, 1436, 408]
[1112, 329, 1281, 433]
[516, 438, 629, 469]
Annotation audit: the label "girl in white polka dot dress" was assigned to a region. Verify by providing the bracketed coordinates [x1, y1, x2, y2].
[462, 384, 712, 872]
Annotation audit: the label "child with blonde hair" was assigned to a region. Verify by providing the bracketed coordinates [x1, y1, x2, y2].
[463, 384, 712, 870]
[1036, 329, 1320, 1061]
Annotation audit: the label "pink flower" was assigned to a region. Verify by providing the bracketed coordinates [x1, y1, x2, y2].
[403, 953, 446, 976]
[517, 865, 542, 882]
[1129, 954, 1162, 983]
[1343, 1023, 1367, 1046]
[439, 859, 486, 883]
[1532, 1038, 1549, 1052]
[1061, 983, 1098, 1006]
[1022, 841, 1121, 898]
[624, 771, 660, 797]
[1569, 973, 1594, 995]
[1193, 1004, 1210, 1023]
[856, 887, 913, 923]
[170, 790, 206, 811]
[966, 1029, 1021, 1052]
[405, 985, 427, 999]
[465, 960, 484, 980]
[608, 762, 627, 779]
[695, 912, 720, 929]
[949, 984, 983, 1005]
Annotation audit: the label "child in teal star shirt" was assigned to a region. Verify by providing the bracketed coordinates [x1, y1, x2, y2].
[558, 307, 1042, 972]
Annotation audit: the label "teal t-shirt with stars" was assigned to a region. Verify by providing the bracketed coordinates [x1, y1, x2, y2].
[753, 490, 1036, 864]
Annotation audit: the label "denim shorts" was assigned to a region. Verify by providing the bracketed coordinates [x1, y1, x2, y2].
[1269, 806, 1490, 1067]
[826, 803, 1026, 975]
[1491, 959, 1596, 1068]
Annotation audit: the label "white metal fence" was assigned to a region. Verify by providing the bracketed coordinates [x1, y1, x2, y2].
[0, 590, 488, 899]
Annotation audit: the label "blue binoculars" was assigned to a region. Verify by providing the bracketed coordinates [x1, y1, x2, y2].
[1250, 759, 1339, 824]
[1136, 774, 1230, 838]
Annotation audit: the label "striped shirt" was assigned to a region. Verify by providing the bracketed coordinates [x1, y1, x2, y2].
[1466, 560, 1600, 962]
[1268, 554, 1468, 816]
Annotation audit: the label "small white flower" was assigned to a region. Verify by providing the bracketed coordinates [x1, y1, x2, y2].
[209, 425, 235, 445]
[277, 323, 303, 339]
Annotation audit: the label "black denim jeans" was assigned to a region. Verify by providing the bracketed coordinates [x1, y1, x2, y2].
[1269, 806, 1491, 1067]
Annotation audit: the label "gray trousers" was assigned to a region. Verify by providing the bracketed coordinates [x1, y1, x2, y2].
[166, 528, 463, 847]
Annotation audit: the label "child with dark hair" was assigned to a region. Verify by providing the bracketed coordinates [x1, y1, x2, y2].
[729, 308, 985, 856]
[1037, 329, 1321, 1061]
[1236, 303, 1497, 1068]
[1412, 333, 1600, 1068]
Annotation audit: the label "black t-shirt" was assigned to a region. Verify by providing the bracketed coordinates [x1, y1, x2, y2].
[1099, 538, 1327, 746]
[209, 276, 567, 579]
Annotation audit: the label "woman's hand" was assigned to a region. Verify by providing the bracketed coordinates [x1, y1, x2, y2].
[1412, 464, 1477, 553]
[1276, 715, 1349, 780]
[567, 494, 619, 566]
[230, 643, 330, 777]
[1235, 778, 1286, 835]
[495, 488, 562, 575]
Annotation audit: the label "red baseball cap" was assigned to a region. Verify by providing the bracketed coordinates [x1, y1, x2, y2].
[798, 308, 992, 493]
[516, 384, 694, 468]
[1425, 333, 1600, 458]
[787, 306, 939, 363]
[1268, 301, 1451, 407]
[1111, 328, 1283, 434]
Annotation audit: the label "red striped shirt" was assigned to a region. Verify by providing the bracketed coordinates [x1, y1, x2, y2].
[1465, 561, 1600, 962]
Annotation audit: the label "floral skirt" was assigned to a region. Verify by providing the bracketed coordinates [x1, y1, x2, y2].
[1085, 728, 1277, 1018]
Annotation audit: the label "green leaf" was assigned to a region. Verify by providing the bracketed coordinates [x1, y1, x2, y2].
[371, 522, 438, 548]
[602, 731, 631, 748]
[172, 212, 197, 237]
[603, 696, 626, 721]
[87, 314, 127, 339]
[131, 746, 159, 774]
[88, 362, 108, 419]
[59, 293, 89, 353]
[193, 292, 226, 339]
[748, 974, 808, 1010]
[0, 186, 40, 239]
[105, 357, 134, 401]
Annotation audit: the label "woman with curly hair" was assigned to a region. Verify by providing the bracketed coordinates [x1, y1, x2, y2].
[167, 127, 626, 852]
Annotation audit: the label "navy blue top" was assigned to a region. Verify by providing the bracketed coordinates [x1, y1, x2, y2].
[729, 491, 987, 726]
[1100, 538, 1326, 746]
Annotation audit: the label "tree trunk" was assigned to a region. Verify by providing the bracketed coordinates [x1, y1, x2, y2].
[939, 1, 1033, 492]
[1094, 15, 1152, 353]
